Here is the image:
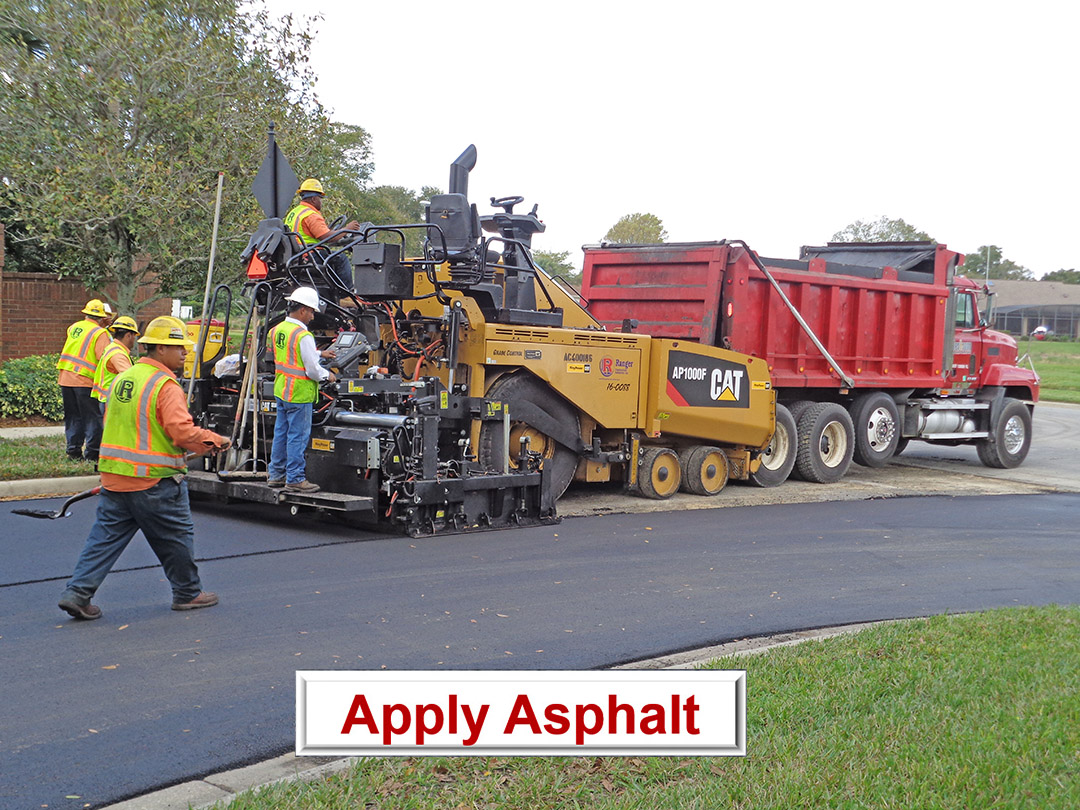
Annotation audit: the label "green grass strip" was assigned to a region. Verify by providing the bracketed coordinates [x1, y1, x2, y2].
[0, 435, 91, 481]
[217, 605, 1079, 809]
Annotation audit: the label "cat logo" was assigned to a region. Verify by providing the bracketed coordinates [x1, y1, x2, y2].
[710, 368, 744, 402]
[114, 378, 136, 404]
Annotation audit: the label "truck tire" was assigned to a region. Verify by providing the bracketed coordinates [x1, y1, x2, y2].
[638, 447, 682, 499]
[784, 400, 815, 480]
[679, 445, 729, 496]
[748, 404, 797, 487]
[850, 392, 900, 468]
[478, 373, 581, 499]
[893, 437, 910, 457]
[796, 402, 855, 483]
[976, 398, 1032, 469]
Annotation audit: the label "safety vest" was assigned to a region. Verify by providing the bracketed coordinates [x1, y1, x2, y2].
[56, 319, 107, 380]
[98, 362, 187, 478]
[272, 320, 317, 403]
[91, 341, 131, 402]
[284, 203, 319, 245]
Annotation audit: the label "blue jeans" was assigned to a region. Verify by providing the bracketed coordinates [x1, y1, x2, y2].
[268, 399, 313, 484]
[61, 385, 104, 459]
[61, 478, 202, 605]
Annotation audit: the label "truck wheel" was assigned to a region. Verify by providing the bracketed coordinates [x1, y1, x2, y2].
[679, 446, 729, 496]
[785, 400, 815, 480]
[893, 437, 910, 457]
[478, 373, 581, 499]
[976, 398, 1032, 469]
[748, 404, 797, 487]
[850, 392, 900, 468]
[638, 447, 682, 499]
[796, 402, 854, 483]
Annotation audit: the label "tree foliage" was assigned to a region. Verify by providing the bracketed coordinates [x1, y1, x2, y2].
[531, 249, 581, 288]
[1040, 268, 1080, 284]
[962, 245, 1034, 281]
[0, 0, 371, 314]
[603, 212, 668, 244]
[831, 216, 932, 243]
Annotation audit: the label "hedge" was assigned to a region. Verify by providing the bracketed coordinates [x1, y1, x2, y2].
[0, 354, 64, 421]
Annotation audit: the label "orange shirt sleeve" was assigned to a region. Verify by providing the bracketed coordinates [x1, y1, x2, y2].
[108, 348, 133, 374]
[93, 329, 111, 359]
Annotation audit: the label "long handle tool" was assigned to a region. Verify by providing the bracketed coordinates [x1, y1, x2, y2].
[12, 487, 101, 520]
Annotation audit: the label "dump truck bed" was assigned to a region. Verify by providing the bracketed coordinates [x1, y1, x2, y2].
[581, 241, 963, 391]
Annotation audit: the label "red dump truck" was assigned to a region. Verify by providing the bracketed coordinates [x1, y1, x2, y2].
[580, 240, 1039, 486]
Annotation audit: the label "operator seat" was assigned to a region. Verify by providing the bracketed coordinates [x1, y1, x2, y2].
[426, 193, 480, 264]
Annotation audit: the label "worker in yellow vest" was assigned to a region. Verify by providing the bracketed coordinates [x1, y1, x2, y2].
[284, 178, 361, 288]
[91, 315, 140, 410]
[56, 298, 113, 461]
[267, 287, 337, 493]
[58, 316, 231, 621]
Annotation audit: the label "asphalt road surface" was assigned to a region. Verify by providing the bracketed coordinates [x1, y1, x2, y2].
[2, 487, 1078, 809]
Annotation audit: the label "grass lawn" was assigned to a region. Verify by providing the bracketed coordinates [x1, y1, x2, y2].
[0, 435, 91, 480]
[1020, 339, 1080, 404]
[213, 605, 1079, 810]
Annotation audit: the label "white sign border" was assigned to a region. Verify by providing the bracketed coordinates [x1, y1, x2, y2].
[297, 670, 745, 757]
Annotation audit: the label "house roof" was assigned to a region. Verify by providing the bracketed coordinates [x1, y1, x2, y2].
[958, 278, 1080, 308]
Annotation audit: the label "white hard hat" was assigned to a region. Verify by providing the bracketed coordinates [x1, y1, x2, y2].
[285, 286, 323, 312]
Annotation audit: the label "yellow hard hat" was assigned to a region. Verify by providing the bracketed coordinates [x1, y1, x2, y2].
[138, 316, 194, 347]
[298, 178, 325, 196]
[82, 299, 113, 318]
[109, 316, 140, 335]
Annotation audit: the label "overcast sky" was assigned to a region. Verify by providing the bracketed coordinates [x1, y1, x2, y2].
[262, 0, 1078, 277]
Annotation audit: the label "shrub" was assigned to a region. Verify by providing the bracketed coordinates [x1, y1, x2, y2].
[0, 354, 64, 421]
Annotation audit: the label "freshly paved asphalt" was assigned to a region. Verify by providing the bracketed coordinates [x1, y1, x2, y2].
[1, 491, 1078, 809]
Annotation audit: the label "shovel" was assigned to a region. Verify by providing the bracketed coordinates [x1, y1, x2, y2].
[10, 448, 219, 521]
[12, 486, 101, 520]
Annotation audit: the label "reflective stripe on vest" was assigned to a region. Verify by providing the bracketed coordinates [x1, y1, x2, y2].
[98, 363, 187, 478]
[57, 320, 107, 379]
[272, 320, 317, 403]
[91, 341, 131, 402]
[284, 203, 318, 245]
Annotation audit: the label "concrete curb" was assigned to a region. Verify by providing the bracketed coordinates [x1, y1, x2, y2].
[103, 621, 888, 810]
[0, 475, 99, 500]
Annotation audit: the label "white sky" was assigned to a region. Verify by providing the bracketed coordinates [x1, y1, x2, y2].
[263, 0, 1079, 276]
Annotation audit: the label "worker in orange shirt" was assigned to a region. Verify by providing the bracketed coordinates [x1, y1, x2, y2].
[284, 178, 361, 289]
[58, 316, 231, 620]
[56, 298, 114, 462]
[91, 315, 140, 411]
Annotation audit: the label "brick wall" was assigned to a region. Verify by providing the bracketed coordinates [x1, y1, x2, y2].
[0, 233, 172, 361]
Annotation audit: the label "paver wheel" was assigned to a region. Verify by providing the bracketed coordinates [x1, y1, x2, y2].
[638, 447, 681, 500]
[679, 445, 729, 496]
[478, 373, 581, 499]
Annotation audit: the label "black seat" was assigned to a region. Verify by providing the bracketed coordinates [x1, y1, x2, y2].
[426, 193, 480, 262]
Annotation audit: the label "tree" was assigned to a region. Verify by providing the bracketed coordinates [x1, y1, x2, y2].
[0, 1, 371, 315]
[831, 216, 932, 243]
[531, 249, 581, 288]
[603, 213, 668, 244]
[961, 245, 1034, 281]
[1040, 268, 1080, 284]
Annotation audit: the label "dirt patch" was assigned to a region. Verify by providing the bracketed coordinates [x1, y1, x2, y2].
[0, 417, 63, 428]
[556, 460, 1063, 519]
